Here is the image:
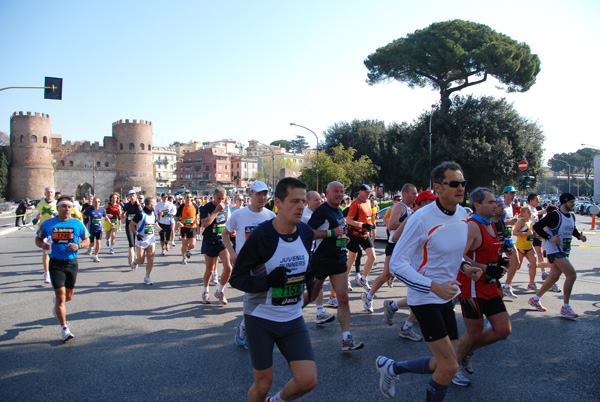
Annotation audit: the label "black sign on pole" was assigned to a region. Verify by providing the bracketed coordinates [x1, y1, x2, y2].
[44, 77, 63, 100]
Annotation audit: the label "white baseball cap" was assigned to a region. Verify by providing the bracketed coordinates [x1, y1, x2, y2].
[250, 181, 269, 193]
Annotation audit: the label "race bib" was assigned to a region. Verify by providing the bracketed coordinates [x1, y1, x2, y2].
[336, 237, 347, 248]
[52, 228, 74, 244]
[562, 238, 572, 253]
[271, 274, 305, 306]
[504, 227, 513, 237]
[213, 225, 225, 234]
[526, 235, 533, 242]
[144, 224, 154, 234]
[245, 226, 257, 239]
[110, 219, 117, 225]
[162, 210, 169, 217]
[92, 219, 101, 225]
[183, 218, 194, 225]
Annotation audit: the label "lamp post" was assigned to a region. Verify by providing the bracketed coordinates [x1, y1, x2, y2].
[428, 104, 435, 189]
[550, 158, 571, 194]
[290, 123, 319, 193]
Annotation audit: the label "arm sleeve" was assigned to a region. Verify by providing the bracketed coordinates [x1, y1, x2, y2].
[132, 211, 143, 224]
[307, 208, 325, 230]
[229, 225, 271, 293]
[176, 204, 184, 220]
[388, 216, 433, 293]
[533, 211, 559, 240]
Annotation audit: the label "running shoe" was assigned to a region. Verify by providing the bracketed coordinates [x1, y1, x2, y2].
[386, 277, 394, 288]
[347, 281, 353, 292]
[355, 273, 362, 286]
[550, 283, 562, 292]
[92, 255, 100, 262]
[61, 326, 74, 343]
[326, 297, 339, 308]
[541, 270, 549, 280]
[161, 249, 166, 256]
[461, 352, 474, 375]
[235, 320, 248, 349]
[214, 290, 228, 305]
[202, 291, 211, 304]
[106, 239, 110, 247]
[44, 272, 51, 284]
[341, 334, 364, 351]
[181, 257, 187, 265]
[451, 367, 471, 387]
[383, 300, 396, 326]
[358, 275, 371, 291]
[361, 292, 374, 313]
[130, 261, 138, 270]
[211, 271, 218, 285]
[375, 355, 396, 399]
[166, 245, 170, 252]
[143, 276, 153, 286]
[88, 248, 93, 256]
[560, 305, 578, 318]
[528, 297, 547, 312]
[398, 326, 423, 342]
[503, 285, 518, 299]
[186, 250, 191, 259]
[170, 241, 176, 247]
[316, 312, 335, 325]
[109, 248, 114, 255]
[527, 283, 537, 291]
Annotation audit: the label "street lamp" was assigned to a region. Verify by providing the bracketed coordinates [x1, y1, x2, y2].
[428, 104, 435, 189]
[550, 158, 571, 194]
[290, 123, 319, 193]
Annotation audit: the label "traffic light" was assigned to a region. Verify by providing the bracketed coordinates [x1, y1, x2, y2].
[524, 176, 536, 189]
[518, 175, 527, 190]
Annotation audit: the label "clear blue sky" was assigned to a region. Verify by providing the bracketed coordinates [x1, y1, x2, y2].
[1, 0, 599, 164]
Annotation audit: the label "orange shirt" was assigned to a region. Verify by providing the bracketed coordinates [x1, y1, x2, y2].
[347, 198, 373, 237]
[179, 204, 199, 228]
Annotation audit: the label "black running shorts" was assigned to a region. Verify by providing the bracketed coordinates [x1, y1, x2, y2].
[410, 301, 458, 343]
[49, 258, 78, 289]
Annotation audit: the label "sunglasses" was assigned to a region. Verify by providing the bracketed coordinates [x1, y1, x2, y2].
[236, 199, 243, 201]
[438, 180, 467, 188]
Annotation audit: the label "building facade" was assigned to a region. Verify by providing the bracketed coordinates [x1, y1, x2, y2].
[153, 146, 177, 188]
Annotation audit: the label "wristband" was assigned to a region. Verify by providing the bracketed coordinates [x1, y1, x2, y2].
[459, 261, 471, 273]
[358, 222, 363, 228]
[326, 229, 335, 238]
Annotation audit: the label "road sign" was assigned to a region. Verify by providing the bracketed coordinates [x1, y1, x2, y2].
[518, 160, 528, 171]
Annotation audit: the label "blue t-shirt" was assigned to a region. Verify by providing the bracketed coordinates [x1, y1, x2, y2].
[84, 206, 107, 233]
[38, 217, 88, 260]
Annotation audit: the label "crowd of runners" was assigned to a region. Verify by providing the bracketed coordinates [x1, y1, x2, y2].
[31, 159, 588, 401]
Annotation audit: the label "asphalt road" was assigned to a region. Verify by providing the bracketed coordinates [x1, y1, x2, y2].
[1, 217, 599, 401]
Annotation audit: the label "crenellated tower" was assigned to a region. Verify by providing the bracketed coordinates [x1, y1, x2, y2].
[112, 119, 156, 194]
[8, 112, 55, 200]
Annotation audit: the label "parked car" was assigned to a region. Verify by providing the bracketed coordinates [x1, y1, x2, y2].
[375, 206, 392, 241]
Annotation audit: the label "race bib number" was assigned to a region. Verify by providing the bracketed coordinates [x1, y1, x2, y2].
[183, 218, 194, 225]
[245, 226, 257, 239]
[52, 228, 74, 244]
[144, 224, 154, 234]
[213, 225, 225, 234]
[92, 219, 101, 225]
[110, 219, 117, 225]
[162, 210, 169, 217]
[504, 227, 513, 237]
[526, 235, 533, 242]
[562, 238, 572, 253]
[271, 274, 305, 306]
[336, 237, 347, 248]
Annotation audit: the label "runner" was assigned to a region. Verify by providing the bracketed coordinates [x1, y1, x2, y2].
[500, 186, 520, 298]
[307, 181, 364, 351]
[175, 192, 200, 265]
[362, 183, 417, 313]
[529, 193, 587, 318]
[199, 188, 232, 305]
[83, 197, 107, 262]
[455, 187, 512, 386]
[156, 193, 176, 256]
[129, 197, 161, 285]
[527, 193, 551, 279]
[229, 178, 317, 402]
[103, 192, 122, 255]
[512, 206, 538, 290]
[36, 195, 89, 342]
[376, 161, 482, 401]
[122, 190, 143, 266]
[300, 190, 335, 326]
[36, 187, 57, 284]
[345, 184, 376, 291]
[222, 181, 276, 348]
[168, 195, 177, 248]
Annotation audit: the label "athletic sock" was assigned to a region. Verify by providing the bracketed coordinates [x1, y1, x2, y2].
[426, 378, 448, 402]
[217, 284, 224, 293]
[402, 321, 413, 331]
[533, 295, 540, 302]
[393, 357, 433, 375]
[316, 305, 324, 315]
[342, 331, 351, 341]
[270, 392, 287, 402]
[366, 293, 373, 301]
[204, 286, 209, 293]
[391, 301, 399, 310]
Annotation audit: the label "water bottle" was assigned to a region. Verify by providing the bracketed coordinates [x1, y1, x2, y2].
[46, 235, 53, 255]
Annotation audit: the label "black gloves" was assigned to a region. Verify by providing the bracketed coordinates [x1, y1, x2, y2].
[361, 223, 373, 231]
[267, 266, 291, 288]
[486, 263, 505, 280]
[497, 256, 510, 267]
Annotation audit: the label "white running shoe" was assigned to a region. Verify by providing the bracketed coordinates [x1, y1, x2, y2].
[503, 285, 517, 299]
[61, 326, 74, 343]
[214, 290, 228, 305]
[375, 355, 396, 399]
[143, 276, 153, 285]
[92, 255, 100, 262]
[181, 257, 187, 265]
[550, 283, 561, 292]
[161, 249, 166, 256]
[462, 352, 474, 375]
[361, 292, 374, 313]
[398, 326, 423, 342]
[130, 261, 138, 270]
[44, 272, 51, 284]
[109, 248, 114, 255]
[326, 297, 339, 308]
[541, 271, 549, 280]
[383, 300, 397, 325]
[359, 275, 371, 291]
[316, 312, 335, 325]
[452, 367, 471, 387]
[347, 280, 353, 292]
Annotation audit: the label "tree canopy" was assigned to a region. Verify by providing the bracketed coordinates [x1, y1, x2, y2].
[549, 148, 596, 182]
[364, 20, 541, 109]
[270, 140, 292, 151]
[290, 135, 310, 153]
